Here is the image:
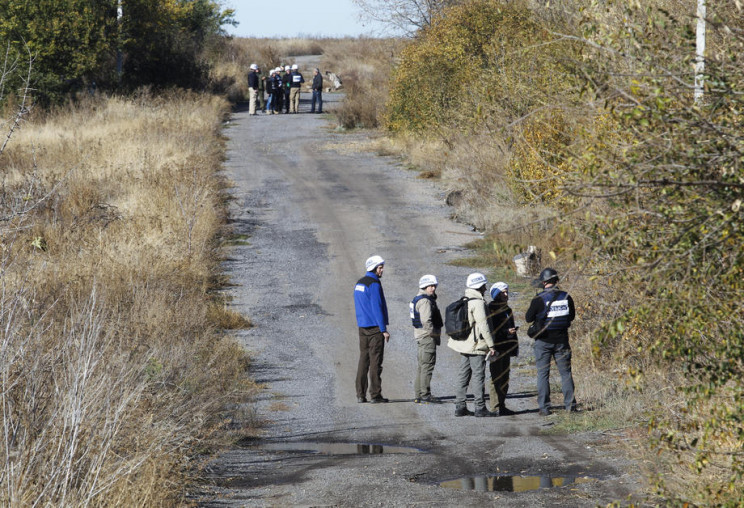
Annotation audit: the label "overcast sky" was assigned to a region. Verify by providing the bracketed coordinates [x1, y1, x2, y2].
[224, 0, 387, 38]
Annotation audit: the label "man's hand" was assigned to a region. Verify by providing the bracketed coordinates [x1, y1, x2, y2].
[383, 331, 390, 342]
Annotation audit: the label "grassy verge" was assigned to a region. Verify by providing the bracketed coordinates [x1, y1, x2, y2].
[0, 91, 256, 505]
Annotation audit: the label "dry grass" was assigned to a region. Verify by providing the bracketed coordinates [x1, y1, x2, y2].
[322, 38, 402, 128]
[0, 91, 256, 505]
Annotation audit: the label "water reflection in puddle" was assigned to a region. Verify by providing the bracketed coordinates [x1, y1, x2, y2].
[440, 475, 597, 492]
[248, 442, 424, 455]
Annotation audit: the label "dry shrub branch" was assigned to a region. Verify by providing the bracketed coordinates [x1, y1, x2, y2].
[0, 91, 254, 505]
[370, 0, 744, 503]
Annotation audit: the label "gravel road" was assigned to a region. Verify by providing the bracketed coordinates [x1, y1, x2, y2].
[198, 90, 643, 506]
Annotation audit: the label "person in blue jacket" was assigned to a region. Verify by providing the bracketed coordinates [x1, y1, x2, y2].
[354, 255, 390, 403]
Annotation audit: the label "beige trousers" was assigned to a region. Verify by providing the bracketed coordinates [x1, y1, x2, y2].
[290, 88, 301, 113]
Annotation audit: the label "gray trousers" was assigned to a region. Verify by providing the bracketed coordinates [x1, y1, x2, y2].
[455, 354, 486, 411]
[414, 337, 437, 398]
[534, 340, 576, 411]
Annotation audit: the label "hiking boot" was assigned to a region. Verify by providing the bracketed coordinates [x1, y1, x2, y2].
[538, 409, 551, 416]
[455, 406, 473, 417]
[370, 396, 389, 403]
[498, 406, 516, 416]
[357, 397, 367, 403]
[474, 408, 499, 417]
[420, 395, 437, 404]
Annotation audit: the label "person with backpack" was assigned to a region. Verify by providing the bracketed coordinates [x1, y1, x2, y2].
[354, 255, 390, 404]
[486, 282, 518, 416]
[410, 274, 442, 404]
[525, 268, 577, 416]
[446, 272, 498, 417]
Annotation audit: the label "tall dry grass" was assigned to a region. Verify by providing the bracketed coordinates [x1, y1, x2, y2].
[323, 37, 402, 128]
[0, 91, 255, 506]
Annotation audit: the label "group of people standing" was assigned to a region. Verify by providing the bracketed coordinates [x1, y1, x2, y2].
[247, 63, 324, 115]
[353, 255, 578, 417]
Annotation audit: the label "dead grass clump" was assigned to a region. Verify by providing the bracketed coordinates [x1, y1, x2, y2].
[322, 37, 402, 129]
[0, 90, 257, 505]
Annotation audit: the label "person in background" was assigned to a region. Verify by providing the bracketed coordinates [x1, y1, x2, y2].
[289, 64, 304, 113]
[257, 67, 266, 112]
[311, 68, 323, 113]
[486, 282, 518, 416]
[273, 67, 284, 113]
[354, 256, 390, 404]
[265, 68, 276, 114]
[282, 65, 291, 114]
[247, 63, 259, 115]
[410, 274, 442, 403]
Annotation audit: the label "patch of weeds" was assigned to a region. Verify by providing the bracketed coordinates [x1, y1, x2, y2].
[418, 169, 440, 179]
[448, 236, 533, 292]
[543, 409, 633, 434]
[207, 303, 253, 330]
[268, 401, 290, 412]
[223, 233, 251, 246]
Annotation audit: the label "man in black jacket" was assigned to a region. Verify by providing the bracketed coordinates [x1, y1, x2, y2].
[525, 268, 577, 416]
[311, 68, 323, 113]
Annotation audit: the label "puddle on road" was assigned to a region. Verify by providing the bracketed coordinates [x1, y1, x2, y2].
[440, 474, 597, 492]
[248, 441, 425, 455]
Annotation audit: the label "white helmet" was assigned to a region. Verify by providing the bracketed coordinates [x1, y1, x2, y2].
[418, 274, 438, 289]
[365, 255, 385, 272]
[249, 63, 258, 70]
[466, 272, 487, 289]
[490, 282, 508, 299]
[291, 64, 298, 70]
[284, 65, 291, 71]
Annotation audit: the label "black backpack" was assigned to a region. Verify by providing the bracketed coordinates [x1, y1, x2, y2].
[444, 297, 474, 340]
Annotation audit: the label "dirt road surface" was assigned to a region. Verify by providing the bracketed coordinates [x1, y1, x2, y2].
[198, 91, 642, 506]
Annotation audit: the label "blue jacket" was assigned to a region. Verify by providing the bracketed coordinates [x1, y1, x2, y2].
[354, 271, 388, 331]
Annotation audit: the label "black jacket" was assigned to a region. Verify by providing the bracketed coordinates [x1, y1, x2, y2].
[525, 287, 575, 343]
[248, 71, 259, 90]
[486, 302, 518, 356]
[312, 73, 323, 91]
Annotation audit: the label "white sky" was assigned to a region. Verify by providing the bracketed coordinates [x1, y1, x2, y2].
[223, 0, 387, 38]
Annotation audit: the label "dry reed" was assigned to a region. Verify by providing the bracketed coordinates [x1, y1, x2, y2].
[0, 91, 255, 506]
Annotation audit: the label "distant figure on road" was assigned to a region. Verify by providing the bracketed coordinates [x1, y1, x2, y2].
[525, 268, 577, 416]
[289, 64, 304, 113]
[410, 274, 442, 403]
[447, 272, 498, 417]
[354, 255, 390, 404]
[311, 68, 323, 113]
[248, 63, 260, 115]
[273, 67, 284, 114]
[257, 68, 266, 112]
[486, 282, 518, 416]
[282, 65, 291, 114]
[265, 68, 276, 114]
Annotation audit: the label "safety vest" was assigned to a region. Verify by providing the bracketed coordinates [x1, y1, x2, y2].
[539, 290, 571, 330]
[409, 295, 443, 329]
